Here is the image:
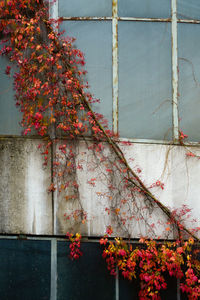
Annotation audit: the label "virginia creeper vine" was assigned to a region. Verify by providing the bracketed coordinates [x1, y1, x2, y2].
[0, 0, 199, 298]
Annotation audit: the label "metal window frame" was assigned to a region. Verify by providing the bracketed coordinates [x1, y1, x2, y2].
[0, 0, 200, 144]
[0, 1, 199, 299]
[49, 0, 200, 146]
[0, 234, 186, 300]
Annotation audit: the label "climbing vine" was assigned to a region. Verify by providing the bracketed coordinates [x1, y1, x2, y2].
[100, 236, 200, 299]
[0, 0, 199, 298]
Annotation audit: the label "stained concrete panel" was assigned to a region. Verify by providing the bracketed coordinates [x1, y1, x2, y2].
[121, 143, 200, 239]
[55, 141, 169, 238]
[55, 141, 200, 239]
[0, 138, 52, 234]
[0, 137, 199, 239]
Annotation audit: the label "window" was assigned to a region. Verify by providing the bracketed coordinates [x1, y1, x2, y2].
[1, 0, 200, 142]
[0, 236, 188, 300]
[0, 238, 51, 300]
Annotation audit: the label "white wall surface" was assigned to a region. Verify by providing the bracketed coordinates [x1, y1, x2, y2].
[0, 138, 199, 239]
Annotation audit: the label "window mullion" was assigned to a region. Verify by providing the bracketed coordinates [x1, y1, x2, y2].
[171, 0, 179, 141]
[49, 0, 59, 32]
[50, 239, 57, 300]
[112, 0, 119, 135]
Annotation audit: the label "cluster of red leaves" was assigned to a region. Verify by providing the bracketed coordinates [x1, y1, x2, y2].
[1, 2, 200, 298]
[179, 131, 188, 141]
[149, 180, 165, 190]
[66, 232, 82, 260]
[100, 237, 200, 300]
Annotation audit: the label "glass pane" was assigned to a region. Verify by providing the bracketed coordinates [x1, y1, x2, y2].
[160, 275, 177, 299]
[178, 0, 200, 20]
[58, 0, 112, 17]
[0, 55, 22, 135]
[0, 239, 51, 300]
[181, 245, 200, 299]
[118, 0, 171, 18]
[118, 22, 172, 140]
[57, 241, 115, 300]
[60, 21, 112, 129]
[178, 23, 200, 141]
[119, 275, 140, 299]
[120, 271, 177, 299]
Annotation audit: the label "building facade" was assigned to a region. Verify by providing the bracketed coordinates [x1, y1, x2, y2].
[0, 0, 199, 299]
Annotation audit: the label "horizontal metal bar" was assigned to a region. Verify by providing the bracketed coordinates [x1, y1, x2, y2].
[117, 137, 174, 145]
[0, 135, 45, 139]
[178, 19, 200, 24]
[2, 17, 200, 23]
[61, 17, 171, 22]
[0, 235, 53, 241]
[61, 16, 112, 21]
[1, 135, 200, 147]
[0, 234, 199, 244]
[0, 135, 173, 145]
[117, 17, 171, 22]
[118, 137, 200, 147]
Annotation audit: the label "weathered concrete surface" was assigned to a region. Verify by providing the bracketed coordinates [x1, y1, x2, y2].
[0, 138, 199, 239]
[56, 141, 200, 239]
[0, 138, 52, 234]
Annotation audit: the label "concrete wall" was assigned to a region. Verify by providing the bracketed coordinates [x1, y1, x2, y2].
[0, 138, 52, 235]
[0, 138, 199, 239]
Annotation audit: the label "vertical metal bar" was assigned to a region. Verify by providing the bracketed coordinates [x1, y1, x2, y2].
[49, 0, 58, 236]
[49, 0, 59, 32]
[50, 239, 57, 300]
[49, 3, 58, 298]
[112, 0, 119, 135]
[177, 279, 181, 300]
[50, 141, 57, 236]
[171, 0, 179, 141]
[115, 267, 119, 300]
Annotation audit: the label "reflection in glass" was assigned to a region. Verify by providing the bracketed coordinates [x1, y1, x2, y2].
[0, 239, 51, 300]
[178, 23, 200, 141]
[118, 0, 171, 18]
[178, 0, 200, 20]
[0, 55, 22, 135]
[118, 22, 172, 140]
[60, 21, 112, 129]
[59, 0, 112, 17]
[57, 242, 115, 300]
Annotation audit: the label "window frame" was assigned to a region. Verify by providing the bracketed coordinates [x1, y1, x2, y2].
[51, 0, 200, 145]
[1, 0, 200, 145]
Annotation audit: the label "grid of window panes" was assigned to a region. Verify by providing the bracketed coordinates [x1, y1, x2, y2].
[0, 236, 194, 300]
[1, 0, 200, 142]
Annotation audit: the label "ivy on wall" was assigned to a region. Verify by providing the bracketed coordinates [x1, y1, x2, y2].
[0, 0, 199, 298]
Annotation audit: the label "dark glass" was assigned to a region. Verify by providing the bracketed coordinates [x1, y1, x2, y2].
[119, 269, 177, 299]
[57, 241, 115, 300]
[160, 274, 177, 299]
[0, 239, 51, 300]
[119, 274, 140, 300]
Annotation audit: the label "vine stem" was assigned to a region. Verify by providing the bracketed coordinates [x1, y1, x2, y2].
[81, 97, 199, 241]
[43, 18, 199, 242]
